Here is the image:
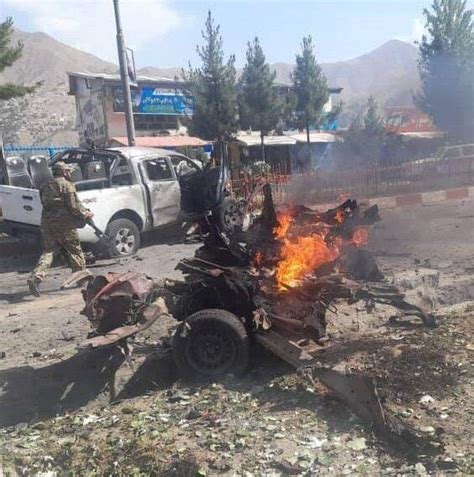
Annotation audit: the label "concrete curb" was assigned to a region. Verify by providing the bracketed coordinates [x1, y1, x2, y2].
[311, 186, 474, 211]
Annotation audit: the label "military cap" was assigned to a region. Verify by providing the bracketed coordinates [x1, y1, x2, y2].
[51, 161, 74, 173]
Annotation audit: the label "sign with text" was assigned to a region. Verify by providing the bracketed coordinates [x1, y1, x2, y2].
[113, 87, 194, 116]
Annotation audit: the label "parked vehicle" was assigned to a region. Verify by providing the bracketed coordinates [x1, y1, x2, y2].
[0, 146, 243, 257]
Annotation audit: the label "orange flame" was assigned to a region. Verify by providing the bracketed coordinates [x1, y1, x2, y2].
[334, 210, 345, 224]
[274, 212, 293, 239]
[254, 251, 263, 267]
[352, 227, 369, 247]
[276, 234, 340, 289]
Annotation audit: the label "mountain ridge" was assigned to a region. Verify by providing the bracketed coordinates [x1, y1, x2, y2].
[0, 29, 421, 144]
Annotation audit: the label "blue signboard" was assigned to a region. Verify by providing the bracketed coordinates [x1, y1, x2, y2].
[137, 88, 194, 115]
[113, 87, 194, 116]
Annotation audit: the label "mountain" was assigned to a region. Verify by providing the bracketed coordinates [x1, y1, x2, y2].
[129, 41, 422, 116]
[0, 30, 421, 145]
[137, 40, 420, 107]
[138, 66, 182, 80]
[0, 29, 116, 88]
[321, 40, 420, 106]
[0, 29, 116, 145]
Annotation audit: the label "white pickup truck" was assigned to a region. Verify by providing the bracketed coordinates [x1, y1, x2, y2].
[0, 146, 209, 257]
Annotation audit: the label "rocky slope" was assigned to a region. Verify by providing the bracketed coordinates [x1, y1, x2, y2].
[0, 29, 420, 145]
[0, 29, 115, 145]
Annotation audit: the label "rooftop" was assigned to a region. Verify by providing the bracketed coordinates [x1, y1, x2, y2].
[236, 131, 341, 145]
[68, 71, 184, 85]
[110, 136, 211, 148]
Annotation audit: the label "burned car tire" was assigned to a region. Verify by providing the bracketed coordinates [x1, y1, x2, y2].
[105, 218, 140, 258]
[172, 309, 249, 378]
[215, 197, 244, 232]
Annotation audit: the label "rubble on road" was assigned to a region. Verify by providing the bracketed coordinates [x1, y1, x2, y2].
[72, 192, 441, 449]
[1, 189, 472, 476]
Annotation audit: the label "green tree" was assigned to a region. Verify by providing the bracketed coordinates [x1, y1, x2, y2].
[0, 17, 38, 100]
[363, 96, 385, 165]
[345, 96, 386, 166]
[292, 36, 329, 160]
[364, 96, 385, 135]
[238, 37, 281, 161]
[416, 0, 474, 140]
[184, 11, 238, 158]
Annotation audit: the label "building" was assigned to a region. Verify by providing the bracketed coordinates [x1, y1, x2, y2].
[385, 106, 441, 134]
[228, 131, 342, 178]
[384, 106, 446, 162]
[68, 71, 342, 161]
[228, 86, 343, 175]
[68, 72, 201, 148]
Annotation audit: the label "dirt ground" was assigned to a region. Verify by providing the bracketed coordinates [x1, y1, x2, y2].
[0, 199, 473, 476]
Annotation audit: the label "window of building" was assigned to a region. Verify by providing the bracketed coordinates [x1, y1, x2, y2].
[145, 158, 173, 181]
[133, 114, 179, 131]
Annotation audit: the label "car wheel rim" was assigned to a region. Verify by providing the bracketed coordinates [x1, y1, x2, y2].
[114, 227, 135, 255]
[185, 326, 237, 375]
[224, 203, 243, 227]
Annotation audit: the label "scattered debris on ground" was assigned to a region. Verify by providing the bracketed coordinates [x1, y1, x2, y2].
[0, 197, 473, 475]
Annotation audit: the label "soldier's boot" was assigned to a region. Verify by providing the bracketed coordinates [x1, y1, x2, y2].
[27, 275, 42, 297]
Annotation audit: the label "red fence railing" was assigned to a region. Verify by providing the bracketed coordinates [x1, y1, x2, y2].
[231, 155, 474, 206]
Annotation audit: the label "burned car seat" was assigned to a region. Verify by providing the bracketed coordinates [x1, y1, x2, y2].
[6, 156, 33, 189]
[28, 155, 52, 189]
[84, 161, 107, 180]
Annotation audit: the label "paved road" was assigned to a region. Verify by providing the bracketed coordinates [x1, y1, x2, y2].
[0, 226, 198, 370]
[0, 197, 473, 371]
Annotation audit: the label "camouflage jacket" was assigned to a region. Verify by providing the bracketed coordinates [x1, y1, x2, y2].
[40, 176, 87, 229]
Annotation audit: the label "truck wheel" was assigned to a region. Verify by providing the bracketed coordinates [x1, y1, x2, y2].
[215, 197, 244, 232]
[105, 218, 140, 257]
[172, 309, 249, 378]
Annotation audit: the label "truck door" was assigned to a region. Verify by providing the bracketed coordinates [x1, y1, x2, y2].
[140, 156, 180, 227]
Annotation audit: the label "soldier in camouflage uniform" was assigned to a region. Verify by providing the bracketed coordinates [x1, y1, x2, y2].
[27, 161, 93, 296]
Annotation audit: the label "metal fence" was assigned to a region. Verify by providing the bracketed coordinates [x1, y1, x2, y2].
[233, 148, 474, 206]
[3, 145, 74, 160]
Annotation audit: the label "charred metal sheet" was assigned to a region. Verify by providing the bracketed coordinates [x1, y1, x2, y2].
[82, 272, 154, 321]
[60, 269, 94, 290]
[316, 366, 387, 433]
[256, 330, 388, 433]
[81, 272, 159, 336]
[255, 330, 317, 368]
[80, 297, 169, 348]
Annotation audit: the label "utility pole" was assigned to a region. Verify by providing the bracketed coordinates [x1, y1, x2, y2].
[0, 133, 8, 185]
[113, 0, 136, 146]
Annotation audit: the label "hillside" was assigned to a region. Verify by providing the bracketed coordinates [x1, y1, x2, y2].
[0, 29, 116, 145]
[0, 30, 421, 145]
[322, 40, 420, 106]
[139, 40, 421, 107]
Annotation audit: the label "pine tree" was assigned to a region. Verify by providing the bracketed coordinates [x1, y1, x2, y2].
[0, 17, 38, 100]
[363, 96, 385, 166]
[184, 11, 238, 157]
[238, 37, 281, 161]
[345, 96, 386, 166]
[364, 96, 385, 136]
[416, 0, 474, 140]
[292, 36, 329, 159]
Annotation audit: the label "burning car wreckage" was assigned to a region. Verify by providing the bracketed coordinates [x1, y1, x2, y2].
[78, 164, 437, 448]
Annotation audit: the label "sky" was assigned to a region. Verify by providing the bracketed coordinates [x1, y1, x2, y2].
[2, 0, 473, 68]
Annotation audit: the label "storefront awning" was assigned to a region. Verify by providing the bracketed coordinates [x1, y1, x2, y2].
[110, 136, 210, 148]
[290, 132, 341, 143]
[236, 135, 297, 147]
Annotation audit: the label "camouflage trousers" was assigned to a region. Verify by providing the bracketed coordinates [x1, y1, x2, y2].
[33, 225, 86, 280]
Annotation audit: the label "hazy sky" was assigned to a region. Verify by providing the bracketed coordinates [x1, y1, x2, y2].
[2, 0, 473, 67]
